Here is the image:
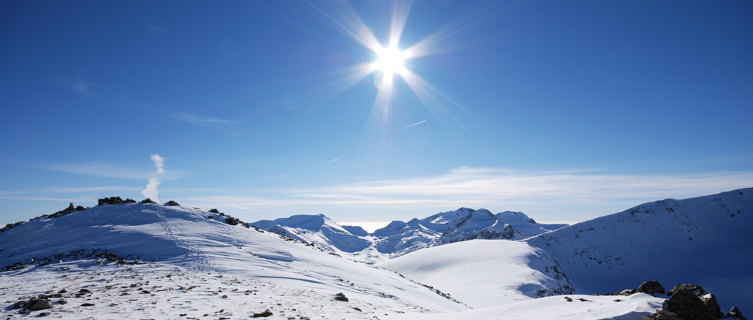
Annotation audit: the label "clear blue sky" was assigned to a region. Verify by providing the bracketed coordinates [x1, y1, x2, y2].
[2, 0, 752, 228]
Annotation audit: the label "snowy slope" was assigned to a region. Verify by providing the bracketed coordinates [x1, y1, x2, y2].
[380, 240, 573, 308]
[528, 187, 753, 312]
[251, 214, 371, 252]
[0, 203, 465, 318]
[379, 239, 663, 319]
[496, 211, 568, 238]
[386, 293, 664, 320]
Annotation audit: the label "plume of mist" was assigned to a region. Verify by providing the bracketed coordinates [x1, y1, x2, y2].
[141, 154, 165, 202]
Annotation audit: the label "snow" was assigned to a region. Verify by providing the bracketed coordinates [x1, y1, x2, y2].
[2, 188, 750, 319]
[380, 240, 570, 308]
[1, 204, 465, 319]
[387, 293, 664, 320]
[527, 187, 753, 312]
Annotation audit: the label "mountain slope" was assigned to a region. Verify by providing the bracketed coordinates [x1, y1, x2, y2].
[0, 203, 465, 318]
[252, 214, 371, 253]
[252, 208, 567, 260]
[380, 239, 574, 308]
[527, 187, 753, 312]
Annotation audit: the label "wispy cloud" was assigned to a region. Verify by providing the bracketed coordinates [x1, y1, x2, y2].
[52, 75, 94, 97]
[182, 167, 753, 223]
[143, 22, 168, 35]
[41, 161, 185, 181]
[43, 162, 150, 180]
[403, 119, 426, 129]
[328, 158, 339, 164]
[173, 112, 240, 124]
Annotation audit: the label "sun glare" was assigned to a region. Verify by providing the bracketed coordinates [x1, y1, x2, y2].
[373, 44, 407, 85]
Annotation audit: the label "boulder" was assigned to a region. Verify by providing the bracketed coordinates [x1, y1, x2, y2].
[616, 289, 637, 296]
[662, 289, 716, 320]
[164, 200, 180, 206]
[638, 280, 665, 296]
[334, 292, 349, 302]
[253, 309, 272, 317]
[667, 283, 704, 297]
[27, 297, 51, 311]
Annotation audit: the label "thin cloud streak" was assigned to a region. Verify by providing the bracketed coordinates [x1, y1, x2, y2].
[402, 120, 426, 129]
[41, 161, 186, 181]
[183, 167, 753, 221]
[0, 186, 139, 196]
[173, 112, 240, 124]
[43, 162, 151, 180]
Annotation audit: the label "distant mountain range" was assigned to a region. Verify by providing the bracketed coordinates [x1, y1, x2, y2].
[251, 208, 567, 258]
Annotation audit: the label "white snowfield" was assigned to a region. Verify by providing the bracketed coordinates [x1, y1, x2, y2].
[1, 187, 751, 319]
[1, 204, 464, 319]
[381, 188, 753, 317]
[381, 240, 570, 308]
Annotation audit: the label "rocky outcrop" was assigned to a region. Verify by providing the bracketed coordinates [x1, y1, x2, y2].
[638, 280, 666, 296]
[645, 283, 740, 320]
[727, 306, 747, 320]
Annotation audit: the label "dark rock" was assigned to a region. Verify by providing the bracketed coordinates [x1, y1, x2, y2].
[728, 306, 748, 320]
[27, 297, 52, 311]
[98, 197, 125, 206]
[638, 280, 665, 296]
[75, 288, 92, 297]
[252, 309, 273, 317]
[667, 283, 704, 297]
[700, 293, 723, 318]
[225, 217, 240, 226]
[37, 312, 50, 317]
[140, 198, 156, 204]
[80, 303, 95, 307]
[564, 296, 572, 302]
[334, 292, 349, 302]
[615, 289, 637, 296]
[662, 290, 716, 320]
[164, 200, 180, 206]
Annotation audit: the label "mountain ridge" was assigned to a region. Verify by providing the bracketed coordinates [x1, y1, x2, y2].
[251, 207, 567, 259]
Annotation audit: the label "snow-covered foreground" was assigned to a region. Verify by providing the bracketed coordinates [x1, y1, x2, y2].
[381, 240, 572, 308]
[388, 293, 664, 320]
[1, 204, 464, 319]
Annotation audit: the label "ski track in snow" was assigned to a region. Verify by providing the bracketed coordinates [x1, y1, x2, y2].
[152, 206, 212, 272]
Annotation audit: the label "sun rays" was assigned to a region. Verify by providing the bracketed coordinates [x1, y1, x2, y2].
[308, 0, 439, 119]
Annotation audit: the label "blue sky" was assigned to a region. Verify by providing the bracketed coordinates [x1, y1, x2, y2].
[2, 0, 752, 229]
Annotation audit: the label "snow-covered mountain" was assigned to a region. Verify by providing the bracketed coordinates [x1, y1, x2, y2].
[252, 207, 567, 259]
[0, 203, 465, 319]
[251, 214, 371, 253]
[380, 188, 753, 316]
[527, 187, 753, 313]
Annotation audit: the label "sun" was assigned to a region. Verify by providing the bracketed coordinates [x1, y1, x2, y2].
[372, 43, 407, 86]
